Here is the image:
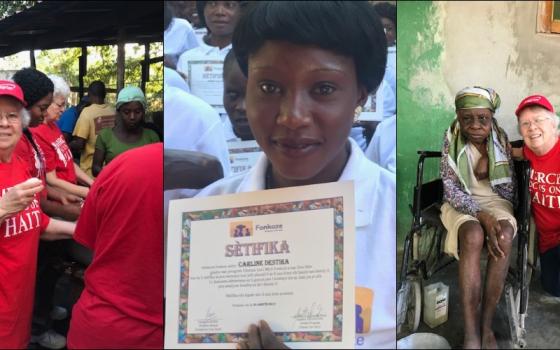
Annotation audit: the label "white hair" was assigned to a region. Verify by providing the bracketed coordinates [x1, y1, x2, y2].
[48, 74, 71, 99]
[20, 108, 30, 128]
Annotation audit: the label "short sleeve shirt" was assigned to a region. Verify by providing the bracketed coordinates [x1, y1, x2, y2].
[31, 122, 77, 184]
[72, 103, 116, 177]
[67, 143, 163, 348]
[524, 139, 560, 253]
[95, 127, 160, 165]
[0, 156, 50, 348]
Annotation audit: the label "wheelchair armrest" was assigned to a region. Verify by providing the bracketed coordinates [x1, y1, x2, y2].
[417, 150, 442, 158]
[510, 139, 524, 148]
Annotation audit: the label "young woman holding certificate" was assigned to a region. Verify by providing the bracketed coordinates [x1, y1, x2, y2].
[195, 2, 396, 348]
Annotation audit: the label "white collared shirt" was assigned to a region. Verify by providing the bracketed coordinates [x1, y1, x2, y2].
[366, 114, 396, 173]
[175, 41, 236, 141]
[164, 18, 199, 57]
[163, 86, 230, 177]
[196, 138, 396, 349]
[164, 67, 190, 93]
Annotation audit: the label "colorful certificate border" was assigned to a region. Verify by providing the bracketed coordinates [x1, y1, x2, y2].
[178, 196, 345, 344]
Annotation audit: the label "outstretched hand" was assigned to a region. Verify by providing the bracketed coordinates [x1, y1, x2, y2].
[237, 320, 290, 349]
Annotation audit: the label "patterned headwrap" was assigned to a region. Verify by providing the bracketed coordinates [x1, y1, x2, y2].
[447, 86, 511, 191]
[455, 86, 501, 113]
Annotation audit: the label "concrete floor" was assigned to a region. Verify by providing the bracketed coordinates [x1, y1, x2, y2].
[398, 249, 560, 349]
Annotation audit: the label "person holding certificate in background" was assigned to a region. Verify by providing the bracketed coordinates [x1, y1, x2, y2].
[176, 1, 246, 142]
[193, 2, 396, 348]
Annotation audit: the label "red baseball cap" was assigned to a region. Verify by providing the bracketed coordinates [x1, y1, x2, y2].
[0, 80, 27, 106]
[515, 94, 554, 117]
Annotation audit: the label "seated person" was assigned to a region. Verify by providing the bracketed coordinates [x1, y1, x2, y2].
[513, 95, 560, 297]
[440, 86, 516, 349]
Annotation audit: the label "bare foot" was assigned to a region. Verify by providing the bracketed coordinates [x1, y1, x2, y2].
[482, 328, 498, 349]
[463, 334, 481, 349]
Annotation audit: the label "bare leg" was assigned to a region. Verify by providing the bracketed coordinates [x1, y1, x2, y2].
[481, 221, 514, 349]
[458, 221, 485, 349]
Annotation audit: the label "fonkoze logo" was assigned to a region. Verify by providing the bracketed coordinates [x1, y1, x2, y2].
[255, 224, 283, 232]
[230, 221, 253, 237]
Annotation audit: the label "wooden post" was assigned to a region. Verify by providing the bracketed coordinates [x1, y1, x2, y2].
[29, 50, 35, 68]
[141, 43, 150, 92]
[79, 46, 87, 99]
[117, 29, 125, 93]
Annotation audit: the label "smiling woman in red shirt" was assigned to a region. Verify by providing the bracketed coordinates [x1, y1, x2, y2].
[0, 80, 75, 348]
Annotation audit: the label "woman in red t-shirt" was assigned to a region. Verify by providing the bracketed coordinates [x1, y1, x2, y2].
[0, 81, 76, 348]
[515, 94, 560, 297]
[32, 75, 93, 200]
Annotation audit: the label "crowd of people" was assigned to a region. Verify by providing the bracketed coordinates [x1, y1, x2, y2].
[0, 64, 161, 348]
[164, 1, 397, 349]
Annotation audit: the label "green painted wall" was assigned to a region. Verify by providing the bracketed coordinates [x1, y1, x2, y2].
[396, 1, 454, 248]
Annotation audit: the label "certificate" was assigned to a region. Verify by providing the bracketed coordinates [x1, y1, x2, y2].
[227, 140, 262, 175]
[166, 182, 356, 349]
[187, 60, 226, 115]
[358, 80, 385, 122]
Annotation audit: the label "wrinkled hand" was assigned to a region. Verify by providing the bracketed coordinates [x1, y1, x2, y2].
[474, 154, 489, 180]
[477, 210, 505, 260]
[0, 178, 43, 217]
[237, 320, 290, 349]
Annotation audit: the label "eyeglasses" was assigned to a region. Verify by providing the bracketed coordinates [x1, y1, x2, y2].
[54, 101, 67, 109]
[0, 111, 21, 124]
[519, 116, 551, 130]
[459, 115, 492, 126]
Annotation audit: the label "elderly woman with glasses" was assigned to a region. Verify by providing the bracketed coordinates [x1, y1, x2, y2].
[31, 75, 93, 200]
[514, 95, 560, 297]
[440, 87, 517, 349]
[0, 80, 75, 348]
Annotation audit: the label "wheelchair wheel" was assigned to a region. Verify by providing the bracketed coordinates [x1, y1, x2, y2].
[398, 276, 421, 333]
[413, 223, 443, 278]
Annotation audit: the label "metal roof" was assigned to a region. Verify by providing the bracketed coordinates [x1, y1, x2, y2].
[0, 1, 162, 57]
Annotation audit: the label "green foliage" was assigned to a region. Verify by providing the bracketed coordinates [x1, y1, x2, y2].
[0, 0, 36, 20]
[35, 43, 163, 112]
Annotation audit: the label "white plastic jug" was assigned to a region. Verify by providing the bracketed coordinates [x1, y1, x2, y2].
[422, 282, 449, 328]
[397, 333, 451, 349]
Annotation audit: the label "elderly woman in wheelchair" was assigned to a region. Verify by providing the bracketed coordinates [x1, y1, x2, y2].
[440, 87, 517, 349]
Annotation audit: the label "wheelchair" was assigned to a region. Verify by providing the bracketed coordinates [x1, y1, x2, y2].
[396, 149, 537, 348]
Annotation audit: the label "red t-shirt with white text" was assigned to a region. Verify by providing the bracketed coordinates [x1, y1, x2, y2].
[31, 122, 77, 184]
[67, 143, 163, 348]
[0, 156, 50, 348]
[524, 138, 560, 253]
